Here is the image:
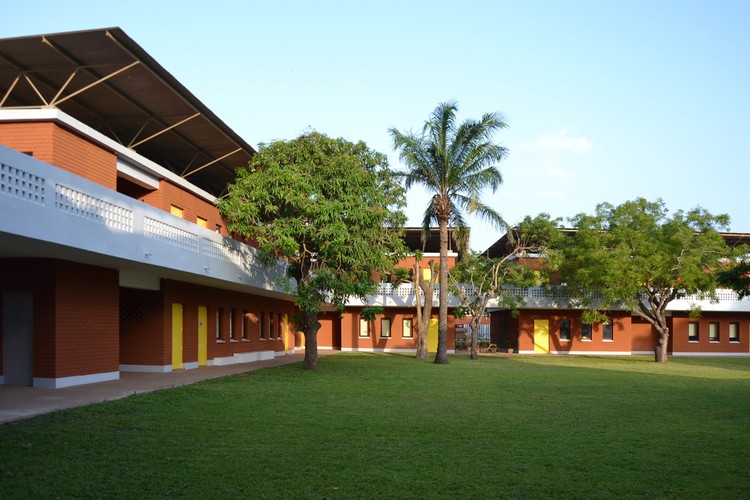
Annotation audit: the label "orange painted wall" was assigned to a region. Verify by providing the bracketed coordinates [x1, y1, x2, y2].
[515, 309, 658, 354]
[161, 280, 295, 365]
[341, 307, 419, 350]
[671, 312, 750, 354]
[341, 307, 457, 351]
[121, 282, 298, 368]
[396, 254, 457, 274]
[317, 311, 341, 349]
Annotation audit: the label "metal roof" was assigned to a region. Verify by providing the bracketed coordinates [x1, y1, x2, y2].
[0, 27, 255, 197]
[483, 229, 750, 258]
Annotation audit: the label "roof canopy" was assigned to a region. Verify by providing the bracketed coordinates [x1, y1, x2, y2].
[0, 27, 255, 197]
[483, 229, 750, 259]
[401, 227, 462, 255]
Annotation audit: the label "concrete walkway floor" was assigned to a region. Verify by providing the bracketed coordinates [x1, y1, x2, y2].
[0, 352, 311, 425]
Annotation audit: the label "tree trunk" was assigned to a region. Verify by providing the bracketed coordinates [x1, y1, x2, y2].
[469, 320, 480, 360]
[434, 216, 450, 365]
[414, 262, 428, 360]
[303, 309, 321, 371]
[655, 326, 669, 363]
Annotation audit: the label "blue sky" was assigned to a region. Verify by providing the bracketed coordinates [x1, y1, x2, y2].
[5, 1, 750, 251]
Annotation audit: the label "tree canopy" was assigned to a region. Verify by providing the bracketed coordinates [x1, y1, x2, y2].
[218, 132, 407, 370]
[390, 101, 509, 364]
[557, 198, 736, 362]
[717, 260, 750, 298]
[450, 214, 562, 359]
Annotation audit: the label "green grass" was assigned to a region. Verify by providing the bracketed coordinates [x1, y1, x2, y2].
[1, 354, 749, 498]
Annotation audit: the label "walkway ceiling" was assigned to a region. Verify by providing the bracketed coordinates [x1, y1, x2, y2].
[402, 227, 460, 255]
[0, 27, 255, 197]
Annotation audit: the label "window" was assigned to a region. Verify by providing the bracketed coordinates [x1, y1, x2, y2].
[359, 317, 369, 337]
[197, 216, 208, 228]
[269, 313, 275, 340]
[688, 322, 699, 342]
[581, 323, 592, 341]
[560, 320, 571, 341]
[242, 309, 249, 340]
[170, 205, 183, 218]
[229, 309, 236, 341]
[402, 318, 413, 338]
[381, 318, 392, 338]
[215, 223, 222, 233]
[602, 322, 613, 341]
[216, 307, 224, 342]
[277, 313, 283, 340]
[729, 322, 740, 342]
[709, 322, 719, 342]
[259, 311, 265, 341]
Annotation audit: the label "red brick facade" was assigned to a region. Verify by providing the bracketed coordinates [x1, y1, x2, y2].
[0, 259, 119, 379]
[141, 180, 229, 237]
[0, 122, 117, 189]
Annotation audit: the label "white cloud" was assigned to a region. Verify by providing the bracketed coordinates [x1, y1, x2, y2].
[521, 129, 593, 154]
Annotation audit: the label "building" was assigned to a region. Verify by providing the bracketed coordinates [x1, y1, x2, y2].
[329, 227, 464, 353]
[0, 28, 466, 389]
[0, 28, 298, 388]
[484, 231, 750, 356]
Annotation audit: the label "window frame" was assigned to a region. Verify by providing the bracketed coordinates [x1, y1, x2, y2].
[559, 319, 571, 341]
[688, 322, 699, 342]
[359, 317, 370, 337]
[381, 318, 392, 338]
[216, 307, 224, 343]
[229, 308, 236, 341]
[709, 322, 719, 343]
[581, 322, 592, 341]
[259, 311, 266, 341]
[402, 318, 413, 338]
[241, 309, 249, 341]
[729, 322, 740, 343]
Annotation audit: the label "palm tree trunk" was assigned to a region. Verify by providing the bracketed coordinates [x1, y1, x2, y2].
[434, 217, 450, 364]
[414, 262, 428, 359]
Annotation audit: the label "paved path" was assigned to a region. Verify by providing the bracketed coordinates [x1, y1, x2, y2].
[0, 353, 311, 425]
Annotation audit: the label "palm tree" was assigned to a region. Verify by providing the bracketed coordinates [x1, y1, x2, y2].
[390, 101, 508, 364]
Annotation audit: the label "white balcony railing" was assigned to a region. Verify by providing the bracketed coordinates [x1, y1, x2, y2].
[0, 144, 290, 297]
[355, 282, 750, 312]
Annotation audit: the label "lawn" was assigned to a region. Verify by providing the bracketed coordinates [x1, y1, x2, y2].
[1, 354, 749, 499]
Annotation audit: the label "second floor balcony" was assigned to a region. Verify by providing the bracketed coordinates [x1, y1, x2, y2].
[352, 282, 750, 313]
[0, 144, 291, 298]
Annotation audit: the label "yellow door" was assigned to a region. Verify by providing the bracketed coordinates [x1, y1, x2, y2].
[282, 314, 288, 354]
[172, 303, 183, 369]
[198, 306, 208, 366]
[427, 318, 439, 352]
[533, 319, 550, 353]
